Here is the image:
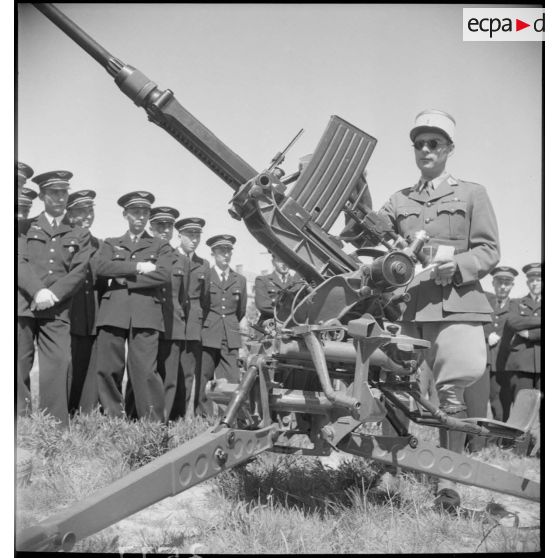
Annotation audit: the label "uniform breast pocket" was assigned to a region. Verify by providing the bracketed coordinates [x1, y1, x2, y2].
[396, 206, 422, 235]
[63, 238, 80, 261]
[437, 200, 468, 239]
[112, 253, 126, 261]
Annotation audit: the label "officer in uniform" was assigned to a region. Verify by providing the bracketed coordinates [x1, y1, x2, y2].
[64, 190, 107, 415]
[143, 207, 189, 421]
[17, 170, 92, 424]
[463, 266, 517, 451]
[175, 217, 210, 415]
[254, 252, 305, 333]
[17, 187, 38, 220]
[379, 110, 500, 510]
[497, 263, 542, 420]
[482, 266, 518, 423]
[199, 235, 247, 417]
[92, 191, 172, 422]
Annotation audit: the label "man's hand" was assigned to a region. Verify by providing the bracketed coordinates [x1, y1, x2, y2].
[518, 330, 530, 339]
[431, 258, 457, 286]
[488, 332, 501, 347]
[136, 262, 157, 274]
[31, 288, 59, 311]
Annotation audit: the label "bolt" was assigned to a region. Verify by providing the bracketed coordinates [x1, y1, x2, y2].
[227, 431, 236, 448]
[408, 437, 418, 449]
[214, 448, 227, 466]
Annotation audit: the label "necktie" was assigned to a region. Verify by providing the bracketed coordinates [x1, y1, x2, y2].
[51, 219, 58, 230]
[132, 235, 138, 244]
[423, 180, 432, 194]
[221, 271, 226, 283]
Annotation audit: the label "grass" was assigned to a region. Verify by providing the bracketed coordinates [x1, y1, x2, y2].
[15, 410, 540, 554]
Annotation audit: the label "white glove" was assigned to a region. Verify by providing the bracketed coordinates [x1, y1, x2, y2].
[488, 332, 500, 347]
[31, 288, 59, 311]
[136, 262, 157, 274]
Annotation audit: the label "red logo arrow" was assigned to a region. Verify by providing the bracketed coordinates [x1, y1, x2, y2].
[516, 19, 530, 31]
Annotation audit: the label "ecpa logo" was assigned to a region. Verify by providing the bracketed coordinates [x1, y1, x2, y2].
[463, 8, 544, 41]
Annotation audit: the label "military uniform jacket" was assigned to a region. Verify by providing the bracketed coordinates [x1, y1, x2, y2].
[18, 213, 92, 323]
[69, 236, 109, 336]
[158, 249, 190, 341]
[94, 232, 173, 332]
[380, 176, 500, 322]
[185, 252, 210, 341]
[482, 292, 511, 370]
[255, 271, 304, 323]
[497, 295, 541, 374]
[201, 268, 247, 350]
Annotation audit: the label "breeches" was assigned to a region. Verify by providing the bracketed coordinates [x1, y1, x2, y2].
[402, 321, 486, 409]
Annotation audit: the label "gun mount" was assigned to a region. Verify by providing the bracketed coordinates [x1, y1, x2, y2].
[17, 4, 541, 552]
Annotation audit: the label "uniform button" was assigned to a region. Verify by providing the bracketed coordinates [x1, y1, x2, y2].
[85, 290, 90, 294]
[222, 298, 226, 301]
[162, 288, 166, 292]
[425, 218, 432, 223]
[49, 259, 54, 263]
[48, 270, 53, 274]
[52, 238, 56, 242]
[222, 314, 226, 317]
[222, 305, 226, 309]
[50, 248, 55, 252]
[426, 202, 432, 207]
[132, 255, 136, 259]
[85, 280, 89, 284]
[162, 298, 167, 302]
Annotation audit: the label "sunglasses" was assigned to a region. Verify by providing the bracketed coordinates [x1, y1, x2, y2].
[413, 139, 449, 150]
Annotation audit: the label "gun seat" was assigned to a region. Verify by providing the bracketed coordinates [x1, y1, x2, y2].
[286, 115, 377, 232]
[462, 389, 541, 440]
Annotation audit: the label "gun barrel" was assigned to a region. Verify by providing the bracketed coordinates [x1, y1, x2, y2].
[32, 4, 120, 73]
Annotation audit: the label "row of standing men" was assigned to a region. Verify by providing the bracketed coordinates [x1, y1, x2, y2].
[16, 164, 263, 425]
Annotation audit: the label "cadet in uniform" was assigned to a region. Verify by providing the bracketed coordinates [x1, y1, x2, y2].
[254, 252, 305, 333]
[497, 263, 542, 420]
[463, 266, 517, 451]
[198, 235, 247, 417]
[93, 191, 172, 422]
[144, 207, 189, 421]
[64, 190, 107, 414]
[17, 187, 38, 220]
[17, 170, 92, 424]
[380, 110, 499, 509]
[175, 217, 210, 415]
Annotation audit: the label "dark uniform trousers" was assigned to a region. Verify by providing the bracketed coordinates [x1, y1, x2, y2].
[199, 268, 247, 416]
[182, 253, 210, 414]
[17, 214, 91, 424]
[126, 250, 190, 421]
[68, 236, 107, 415]
[92, 232, 172, 421]
[497, 295, 541, 421]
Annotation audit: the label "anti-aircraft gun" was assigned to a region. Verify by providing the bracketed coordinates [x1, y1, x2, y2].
[17, 4, 540, 552]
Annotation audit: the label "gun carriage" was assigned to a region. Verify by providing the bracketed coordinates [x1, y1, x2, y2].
[17, 4, 540, 552]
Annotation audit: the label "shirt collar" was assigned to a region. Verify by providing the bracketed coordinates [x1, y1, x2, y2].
[529, 293, 541, 304]
[415, 171, 455, 192]
[213, 266, 230, 279]
[45, 212, 64, 227]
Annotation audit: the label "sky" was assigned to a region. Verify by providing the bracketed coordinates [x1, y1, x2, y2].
[16, 3, 542, 294]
